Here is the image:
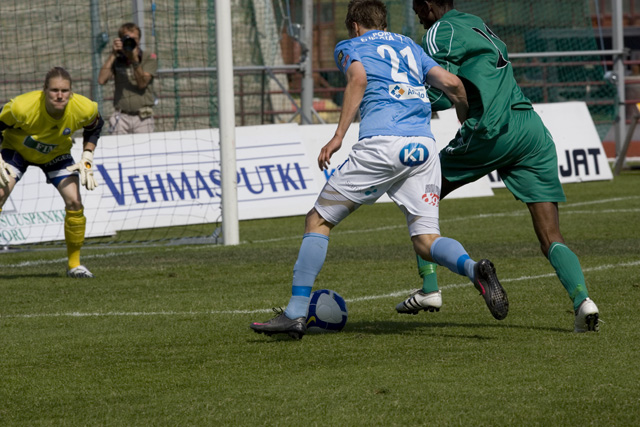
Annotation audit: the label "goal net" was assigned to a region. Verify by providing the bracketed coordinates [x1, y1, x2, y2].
[0, 0, 292, 247]
[382, 0, 618, 139]
[0, 0, 618, 247]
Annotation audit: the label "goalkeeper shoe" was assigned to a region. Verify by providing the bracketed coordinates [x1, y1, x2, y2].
[473, 259, 509, 320]
[67, 265, 94, 279]
[251, 308, 306, 340]
[396, 290, 442, 314]
[574, 298, 599, 332]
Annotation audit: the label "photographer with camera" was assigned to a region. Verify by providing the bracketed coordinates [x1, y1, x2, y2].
[98, 22, 157, 134]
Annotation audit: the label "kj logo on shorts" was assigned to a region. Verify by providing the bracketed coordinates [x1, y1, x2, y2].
[399, 142, 429, 167]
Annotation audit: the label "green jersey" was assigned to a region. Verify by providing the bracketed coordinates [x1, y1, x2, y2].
[423, 9, 532, 140]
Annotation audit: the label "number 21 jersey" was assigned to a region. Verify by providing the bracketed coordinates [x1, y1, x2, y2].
[335, 30, 439, 140]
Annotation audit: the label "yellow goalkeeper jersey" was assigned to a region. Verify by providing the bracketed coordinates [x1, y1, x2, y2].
[0, 90, 99, 164]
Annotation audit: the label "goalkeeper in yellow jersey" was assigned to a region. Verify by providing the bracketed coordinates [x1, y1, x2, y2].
[0, 67, 104, 278]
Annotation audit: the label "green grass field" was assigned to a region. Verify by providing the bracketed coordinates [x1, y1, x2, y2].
[1, 172, 639, 426]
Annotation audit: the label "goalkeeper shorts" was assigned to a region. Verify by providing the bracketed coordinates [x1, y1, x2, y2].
[1, 149, 78, 187]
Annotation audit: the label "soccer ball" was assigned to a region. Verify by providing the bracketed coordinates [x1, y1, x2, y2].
[306, 289, 348, 333]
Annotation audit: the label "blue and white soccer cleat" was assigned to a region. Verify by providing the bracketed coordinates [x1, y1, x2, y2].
[574, 298, 599, 332]
[67, 265, 94, 278]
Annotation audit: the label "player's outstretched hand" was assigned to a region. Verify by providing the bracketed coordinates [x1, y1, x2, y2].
[0, 157, 17, 188]
[67, 150, 98, 190]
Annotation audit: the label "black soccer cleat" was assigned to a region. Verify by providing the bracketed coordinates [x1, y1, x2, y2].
[473, 259, 509, 320]
[250, 308, 307, 340]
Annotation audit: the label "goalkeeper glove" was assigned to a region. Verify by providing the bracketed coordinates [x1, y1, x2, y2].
[0, 157, 17, 188]
[67, 150, 98, 191]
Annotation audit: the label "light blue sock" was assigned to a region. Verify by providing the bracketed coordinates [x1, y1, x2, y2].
[430, 237, 477, 282]
[284, 233, 329, 319]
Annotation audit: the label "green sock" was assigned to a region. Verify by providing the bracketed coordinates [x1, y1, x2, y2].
[417, 255, 439, 293]
[547, 242, 589, 310]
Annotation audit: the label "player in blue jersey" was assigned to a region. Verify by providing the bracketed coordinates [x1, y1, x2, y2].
[251, 0, 508, 339]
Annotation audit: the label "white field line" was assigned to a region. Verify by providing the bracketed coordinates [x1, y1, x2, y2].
[243, 205, 640, 244]
[2, 260, 638, 319]
[0, 250, 143, 268]
[565, 196, 640, 207]
[2, 197, 638, 260]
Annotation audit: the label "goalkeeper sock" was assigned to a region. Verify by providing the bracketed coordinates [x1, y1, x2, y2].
[430, 237, 476, 282]
[284, 233, 329, 320]
[65, 208, 86, 269]
[417, 255, 439, 293]
[548, 242, 589, 310]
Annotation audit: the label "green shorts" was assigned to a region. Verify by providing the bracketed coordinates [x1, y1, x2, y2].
[440, 109, 566, 203]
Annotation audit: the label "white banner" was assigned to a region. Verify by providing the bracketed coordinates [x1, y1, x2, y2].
[487, 102, 613, 187]
[1, 124, 320, 244]
[0, 113, 493, 245]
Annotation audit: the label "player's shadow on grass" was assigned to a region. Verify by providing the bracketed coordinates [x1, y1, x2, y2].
[247, 319, 570, 342]
[344, 320, 568, 335]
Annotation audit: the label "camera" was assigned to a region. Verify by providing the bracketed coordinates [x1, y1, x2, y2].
[121, 35, 137, 52]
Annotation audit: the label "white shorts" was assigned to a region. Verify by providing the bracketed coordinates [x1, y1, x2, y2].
[315, 135, 441, 235]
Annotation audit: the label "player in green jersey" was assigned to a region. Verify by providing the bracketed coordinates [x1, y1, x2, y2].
[395, 0, 599, 332]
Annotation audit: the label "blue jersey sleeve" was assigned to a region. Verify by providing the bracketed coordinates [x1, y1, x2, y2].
[334, 40, 361, 75]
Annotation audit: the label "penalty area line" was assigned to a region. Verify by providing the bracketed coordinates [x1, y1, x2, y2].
[2, 260, 638, 320]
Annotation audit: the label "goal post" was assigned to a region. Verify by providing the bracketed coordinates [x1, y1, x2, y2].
[215, 0, 239, 246]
